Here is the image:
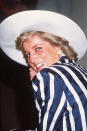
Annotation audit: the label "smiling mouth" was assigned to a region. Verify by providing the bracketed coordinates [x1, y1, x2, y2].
[36, 62, 45, 71]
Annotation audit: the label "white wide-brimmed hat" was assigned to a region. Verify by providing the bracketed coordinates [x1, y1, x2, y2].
[0, 10, 87, 66]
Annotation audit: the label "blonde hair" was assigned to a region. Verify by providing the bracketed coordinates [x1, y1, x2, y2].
[16, 31, 78, 61]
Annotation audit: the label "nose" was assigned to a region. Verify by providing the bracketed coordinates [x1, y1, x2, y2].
[27, 53, 38, 65]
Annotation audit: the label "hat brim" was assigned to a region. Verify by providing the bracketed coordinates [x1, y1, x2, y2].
[0, 10, 87, 66]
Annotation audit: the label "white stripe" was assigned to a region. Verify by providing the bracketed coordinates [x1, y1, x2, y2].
[48, 67, 87, 131]
[63, 112, 67, 131]
[32, 82, 38, 92]
[77, 65, 87, 74]
[60, 62, 87, 76]
[35, 99, 41, 123]
[64, 63, 87, 81]
[49, 91, 66, 131]
[43, 73, 55, 131]
[32, 79, 41, 123]
[75, 66, 87, 81]
[53, 65, 87, 98]
[37, 72, 45, 106]
[67, 101, 75, 131]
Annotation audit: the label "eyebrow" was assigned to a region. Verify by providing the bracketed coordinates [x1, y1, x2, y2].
[23, 43, 43, 54]
[32, 44, 42, 49]
[23, 50, 29, 54]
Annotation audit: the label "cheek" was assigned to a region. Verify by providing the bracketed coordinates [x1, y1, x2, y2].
[36, 47, 57, 65]
[45, 50, 58, 65]
[37, 50, 47, 59]
[41, 51, 54, 63]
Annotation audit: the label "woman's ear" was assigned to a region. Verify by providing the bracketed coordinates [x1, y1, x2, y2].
[56, 46, 63, 56]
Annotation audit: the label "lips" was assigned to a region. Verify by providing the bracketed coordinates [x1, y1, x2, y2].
[36, 62, 46, 71]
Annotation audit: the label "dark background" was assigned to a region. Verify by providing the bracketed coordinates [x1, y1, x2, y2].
[0, 0, 38, 130]
[0, 48, 38, 131]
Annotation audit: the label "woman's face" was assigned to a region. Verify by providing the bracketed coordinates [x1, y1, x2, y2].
[22, 35, 60, 72]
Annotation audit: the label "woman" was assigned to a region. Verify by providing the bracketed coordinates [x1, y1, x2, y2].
[16, 31, 78, 80]
[16, 30, 87, 131]
[0, 10, 87, 131]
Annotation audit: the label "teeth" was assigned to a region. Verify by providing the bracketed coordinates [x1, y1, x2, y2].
[36, 63, 44, 68]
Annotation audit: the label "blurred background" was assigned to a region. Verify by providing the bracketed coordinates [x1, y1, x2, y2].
[0, 0, 87, 130]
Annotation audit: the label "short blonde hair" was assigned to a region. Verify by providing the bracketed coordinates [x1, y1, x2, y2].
[16, 31, 78, 61]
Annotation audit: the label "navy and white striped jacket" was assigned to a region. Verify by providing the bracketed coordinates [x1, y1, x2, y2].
[32, 56, 87, 131]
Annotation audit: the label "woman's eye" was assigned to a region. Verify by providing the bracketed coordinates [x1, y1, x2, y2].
[35, 47, 42, 51]
[25, 53, 30, 58]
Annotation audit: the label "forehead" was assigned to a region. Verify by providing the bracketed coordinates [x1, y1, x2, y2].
[23, 35, 51, 48]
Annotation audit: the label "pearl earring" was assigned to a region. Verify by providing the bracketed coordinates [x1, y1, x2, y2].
[57, 49, 62, 55]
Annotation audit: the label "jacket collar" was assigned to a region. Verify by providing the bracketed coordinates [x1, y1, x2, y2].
[59, 55, 75, 64]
